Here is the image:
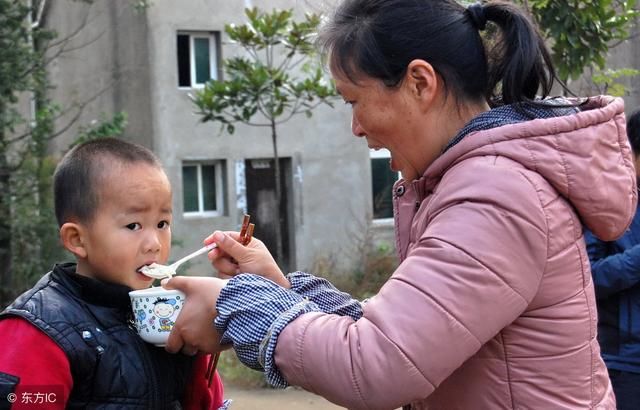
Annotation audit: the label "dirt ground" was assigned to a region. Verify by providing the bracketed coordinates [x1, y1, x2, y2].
[224, 385, 345, 409]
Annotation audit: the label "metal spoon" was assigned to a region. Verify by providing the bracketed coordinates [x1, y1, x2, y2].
[139, 242, 218, 279]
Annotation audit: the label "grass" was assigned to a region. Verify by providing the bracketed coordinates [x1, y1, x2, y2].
[218, 351, 268, 388]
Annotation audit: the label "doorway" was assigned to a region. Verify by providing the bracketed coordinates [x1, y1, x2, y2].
[245, 157, 293, 271]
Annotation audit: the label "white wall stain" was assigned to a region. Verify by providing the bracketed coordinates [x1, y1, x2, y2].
[235, 160, 247, 214]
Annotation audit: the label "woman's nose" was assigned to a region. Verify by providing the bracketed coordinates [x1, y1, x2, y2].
[351, 115, 365, 137]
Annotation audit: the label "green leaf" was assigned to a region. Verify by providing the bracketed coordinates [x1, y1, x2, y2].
[519, 0, 637, 82]
[194, 6, 337, 132]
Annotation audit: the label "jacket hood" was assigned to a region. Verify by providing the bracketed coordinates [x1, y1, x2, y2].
[423, 96, 637, 241]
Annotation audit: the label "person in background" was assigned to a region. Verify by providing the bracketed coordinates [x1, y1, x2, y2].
[584, 109, 640, 410]
[163, 1, 636, 409]
[0, 138, 227, 410]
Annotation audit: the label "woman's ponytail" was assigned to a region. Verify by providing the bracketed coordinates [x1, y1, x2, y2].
[483, 1, 556, 104]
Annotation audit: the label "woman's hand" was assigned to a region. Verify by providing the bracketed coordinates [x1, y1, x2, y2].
[162, 276, 229, 355]
[205, 231, 290, 288]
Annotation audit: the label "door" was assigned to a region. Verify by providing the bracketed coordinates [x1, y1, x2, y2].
[245, 157, 292, 271]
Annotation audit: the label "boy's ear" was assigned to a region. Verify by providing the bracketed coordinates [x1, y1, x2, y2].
[59, 222, 88, 259]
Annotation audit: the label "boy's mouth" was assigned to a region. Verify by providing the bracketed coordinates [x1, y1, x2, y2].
[137, 261, 157, 271]
[136, 263, 156, 281]
[136, 271, 154, 282]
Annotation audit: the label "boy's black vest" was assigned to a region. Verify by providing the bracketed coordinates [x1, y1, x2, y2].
[0, 263, 194, 409]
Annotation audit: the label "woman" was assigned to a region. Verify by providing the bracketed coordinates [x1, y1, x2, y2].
[164, 1, 635, 408]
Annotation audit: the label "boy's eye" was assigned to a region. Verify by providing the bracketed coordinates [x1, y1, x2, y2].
[126, 223, 142, 231]
[158, 220, 170, 229]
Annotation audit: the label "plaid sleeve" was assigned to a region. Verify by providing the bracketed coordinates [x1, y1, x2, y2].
[287, 271, 363, 320]
[214, 273, 320, 387]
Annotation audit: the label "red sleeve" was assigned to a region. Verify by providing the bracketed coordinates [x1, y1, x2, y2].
[182, 353, 225, 410]
[0, 317, 72, 409]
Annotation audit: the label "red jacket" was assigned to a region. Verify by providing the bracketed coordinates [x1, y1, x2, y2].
[0, 317, 224, 409]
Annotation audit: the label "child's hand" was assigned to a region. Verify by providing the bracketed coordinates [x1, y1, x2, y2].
[162, 276, 228, 355]
[205, 231, 290, 289]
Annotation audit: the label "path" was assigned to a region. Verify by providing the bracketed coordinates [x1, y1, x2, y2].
[224, 385, 345, 409]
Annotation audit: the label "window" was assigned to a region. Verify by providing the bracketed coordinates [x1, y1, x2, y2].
[177, 32, 219, 88]
[182, 161, 226, 216]
[371, 149, 400, 220]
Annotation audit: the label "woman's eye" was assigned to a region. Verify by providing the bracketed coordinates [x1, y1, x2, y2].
[158, 220, 170, 229]
[126, 223, 142, 231]
[343, 100, 354, 106]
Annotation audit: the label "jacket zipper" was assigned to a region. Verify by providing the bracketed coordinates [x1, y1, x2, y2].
[130, 324, 160, 407]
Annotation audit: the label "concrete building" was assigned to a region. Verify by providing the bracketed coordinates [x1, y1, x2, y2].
[42, 0, 640, 276]
[44, 0, 388, 275]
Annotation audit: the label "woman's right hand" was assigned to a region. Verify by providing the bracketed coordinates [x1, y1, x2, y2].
[205, 231, 290, 288]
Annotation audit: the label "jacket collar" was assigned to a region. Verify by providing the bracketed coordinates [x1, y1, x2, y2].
[405, 95, 635, 242]
[52, 262, 133, 310]
[443, 99, 578, 153]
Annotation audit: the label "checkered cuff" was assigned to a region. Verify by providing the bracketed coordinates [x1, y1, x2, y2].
[287, 271, 363, 320]
[214, 274, 320, 387]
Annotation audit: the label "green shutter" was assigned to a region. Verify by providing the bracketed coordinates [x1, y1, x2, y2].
[182, 166, 198, 212]
[202, 165, 217, 211]
[194, 38, 211, 84]
[371, 158, 395, 219]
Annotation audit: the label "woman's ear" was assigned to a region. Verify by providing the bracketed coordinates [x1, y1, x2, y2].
[406, 59, 439, 107]
[60, 222, 88, 259]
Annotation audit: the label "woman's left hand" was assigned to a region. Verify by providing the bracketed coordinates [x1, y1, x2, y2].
[161, 276, 229, 355]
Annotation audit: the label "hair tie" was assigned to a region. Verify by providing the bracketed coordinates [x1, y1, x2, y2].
[467, 3, 487, 31]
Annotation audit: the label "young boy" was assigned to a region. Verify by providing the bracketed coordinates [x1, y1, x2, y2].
[0, 138, 226, 409]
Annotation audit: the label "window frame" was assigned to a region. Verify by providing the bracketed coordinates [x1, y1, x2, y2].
[177, 31, 219, 89]
[182, 160, 225, 218]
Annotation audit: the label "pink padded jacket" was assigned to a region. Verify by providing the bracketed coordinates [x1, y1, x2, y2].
[274, 96, 636, 409]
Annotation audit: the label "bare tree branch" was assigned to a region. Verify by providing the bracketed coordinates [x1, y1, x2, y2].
[7, 79, 116, 147]
[16, 5, 105, 88]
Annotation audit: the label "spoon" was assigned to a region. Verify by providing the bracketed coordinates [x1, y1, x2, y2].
[139, 242, 218, 279]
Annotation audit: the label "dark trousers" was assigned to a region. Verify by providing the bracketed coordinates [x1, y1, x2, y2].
[609, 369, 640, 410]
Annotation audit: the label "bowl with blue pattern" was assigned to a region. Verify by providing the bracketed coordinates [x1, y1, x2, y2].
[129, 287, 186, 346]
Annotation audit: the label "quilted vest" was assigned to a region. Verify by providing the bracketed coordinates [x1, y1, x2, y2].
[0, 263, 194, 409]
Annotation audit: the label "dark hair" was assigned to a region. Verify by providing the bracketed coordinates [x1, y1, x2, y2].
[627, 109, 640, 156]
[318, 0, 559, 106]
[53, 137, 163, 227]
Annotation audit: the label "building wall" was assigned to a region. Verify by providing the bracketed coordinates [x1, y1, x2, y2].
[145, 0, 371, 273]
[45, 0, 373, 275]
[45, 1, 154, 151]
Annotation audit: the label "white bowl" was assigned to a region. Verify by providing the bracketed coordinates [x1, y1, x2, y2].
[129, 287, 185, 346]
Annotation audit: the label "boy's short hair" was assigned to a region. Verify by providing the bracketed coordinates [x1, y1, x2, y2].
[627, 109, 640, 156]
[53, 137, 163, 227]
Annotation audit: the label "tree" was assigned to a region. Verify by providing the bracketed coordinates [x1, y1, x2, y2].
[0, 0, 130, 307]
[0, 0, 60, 306]
[520, 0, 638, 86]
[459, 0, 639, 92]
[192, 8, 337, 266]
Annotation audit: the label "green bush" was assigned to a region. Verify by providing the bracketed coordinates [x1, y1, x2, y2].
[217, 351, 268, 388]
[312, 240, 398, 300]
